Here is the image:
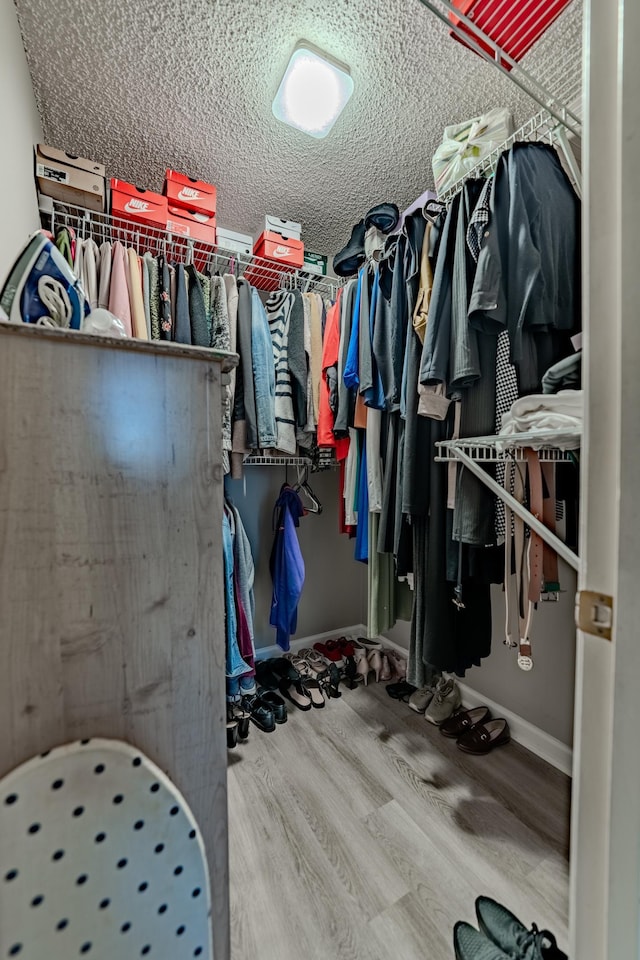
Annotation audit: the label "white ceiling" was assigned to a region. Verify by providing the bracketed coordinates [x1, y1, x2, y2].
[14, 0, 582, 254]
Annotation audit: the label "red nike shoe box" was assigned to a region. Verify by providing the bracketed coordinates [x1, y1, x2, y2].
[244, 230, 304, 291]
[110, 179, 168, 229]
[166, 207, 217, 246]
[449, 0, 573, 68]
[164, 170, 217, 218]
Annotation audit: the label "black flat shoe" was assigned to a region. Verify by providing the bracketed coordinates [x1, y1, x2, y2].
[440, 706, 491, 739]
[457, 718, 511, 755]
[386, 680, 417, 701]
[241, 694, 276, 733]
[258, 689, 288, 724]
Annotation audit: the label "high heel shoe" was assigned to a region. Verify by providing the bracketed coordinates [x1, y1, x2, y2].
[356, 649, 383, 685]
[386, 648, 408, 681]
[229, 703, 251, 741]
[379, 652, 393, 682]
[226, 720, 239, 749]
[321, 662, 342, 699]
[342, 655, 360, 689]
[368, 649, 383, 683]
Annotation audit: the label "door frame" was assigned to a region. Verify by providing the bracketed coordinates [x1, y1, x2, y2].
[571, 1, 640, 957]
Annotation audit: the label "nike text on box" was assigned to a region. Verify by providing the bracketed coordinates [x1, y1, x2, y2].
[163, 170, 217, 217]
[110, 179, 168, 229]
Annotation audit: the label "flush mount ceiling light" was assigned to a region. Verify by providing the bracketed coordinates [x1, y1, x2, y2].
[272, 41, 354, 139]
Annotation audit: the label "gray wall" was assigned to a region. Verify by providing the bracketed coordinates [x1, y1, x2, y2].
[384, 560, 577, 747]
[225, 468, 366, 650]
[0, 0, 42, 277]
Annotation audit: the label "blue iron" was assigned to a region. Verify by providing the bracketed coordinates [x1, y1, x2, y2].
[0, 233, 88, 329]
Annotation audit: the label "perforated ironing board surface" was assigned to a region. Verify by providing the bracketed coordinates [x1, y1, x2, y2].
[0, 739, 213, 960]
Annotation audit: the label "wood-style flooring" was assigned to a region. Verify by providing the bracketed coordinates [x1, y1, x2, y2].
[228, 680, 571, 960]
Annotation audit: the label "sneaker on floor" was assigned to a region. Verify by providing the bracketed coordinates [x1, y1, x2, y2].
[408, 683, 438, 714]
[424, 677, 461, 725]
[475, 897, 568, 960]
[454, 921, 512, 960]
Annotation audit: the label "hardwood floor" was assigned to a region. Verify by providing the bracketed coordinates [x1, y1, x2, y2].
[228, 681, 571, 960]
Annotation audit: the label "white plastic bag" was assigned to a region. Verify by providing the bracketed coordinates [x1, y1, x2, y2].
[432, 108, 513, 196]
[82, 307, 128, 338]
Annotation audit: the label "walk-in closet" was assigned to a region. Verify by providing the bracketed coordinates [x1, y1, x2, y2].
[0, 1, 638, 958]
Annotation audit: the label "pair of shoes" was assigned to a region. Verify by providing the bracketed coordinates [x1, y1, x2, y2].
[386, 680, 417, 701]
[455, 717, 511, 755]
[227, 703, 251, 742]
[424, 677, 462, 725]
[241, 693, 279, 733]
[384, 648, 408, 681]
[255, 657, 299, 689]
[356, 648, 384, 685]
[454, 897, 568, 959]
[313, 638, 348, 667]
[408, 678, 440, 714]
[278, 676, 326, 710]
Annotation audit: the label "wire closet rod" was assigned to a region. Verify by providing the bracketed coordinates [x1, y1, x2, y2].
[43, 201, 343, 299]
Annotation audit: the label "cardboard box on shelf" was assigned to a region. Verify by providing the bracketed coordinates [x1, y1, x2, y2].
[35, 144, 106, 212]
[163, 170, 217, 218]
[110, 179, 168, 229]
[264, 214, 302, 241]
[216, 227, 253, 257]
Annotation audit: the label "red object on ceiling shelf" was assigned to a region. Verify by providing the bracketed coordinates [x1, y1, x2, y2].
[449, 0, 574, 69]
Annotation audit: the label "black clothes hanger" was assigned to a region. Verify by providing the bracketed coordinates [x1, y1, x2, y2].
[422, 198, 447, 222]
[293, 467, 323, 515]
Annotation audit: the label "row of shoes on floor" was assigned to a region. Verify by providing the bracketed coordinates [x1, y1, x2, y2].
[454, 896, 567, 959]
[387, 677, 511, 755]
[226, 637, 408, 746]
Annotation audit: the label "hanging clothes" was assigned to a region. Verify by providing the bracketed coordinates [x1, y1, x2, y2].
[269, 485, 306, 651]
[266, 289, 297, 455]
[108, 241, 132, 337]
[250, 287, 277, 449]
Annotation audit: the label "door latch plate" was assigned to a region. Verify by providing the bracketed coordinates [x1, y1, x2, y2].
[576, 590, 613, 641]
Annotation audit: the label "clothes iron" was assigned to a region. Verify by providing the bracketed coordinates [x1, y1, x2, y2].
[0, 232, 87, 329]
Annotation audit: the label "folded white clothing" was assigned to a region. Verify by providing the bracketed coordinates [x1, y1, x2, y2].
[498, 389, 583, 451]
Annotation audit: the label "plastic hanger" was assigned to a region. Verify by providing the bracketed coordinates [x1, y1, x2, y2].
[293, 466, 323, 515]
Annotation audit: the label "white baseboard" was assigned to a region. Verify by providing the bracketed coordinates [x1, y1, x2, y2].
[456, 681, 573, 776]
[378, 636, 573, 776]
[258, 625, 573, 776]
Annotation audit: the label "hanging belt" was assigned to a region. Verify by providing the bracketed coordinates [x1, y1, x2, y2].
[504, 456, 534, 670]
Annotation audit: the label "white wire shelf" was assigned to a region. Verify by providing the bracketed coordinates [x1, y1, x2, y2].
[41, 201, 342, 299]
[243, 455, 312, 466]
[435, 429, 581, 463]
[435, 431, 581, 570]
[416, 0, 582, 135]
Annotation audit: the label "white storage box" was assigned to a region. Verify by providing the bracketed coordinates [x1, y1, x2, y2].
[264, 214, 302, 241]
[217, 227, 253, 257]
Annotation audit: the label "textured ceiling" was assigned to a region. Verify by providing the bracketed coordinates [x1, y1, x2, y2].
[14, 0, 581, 255]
